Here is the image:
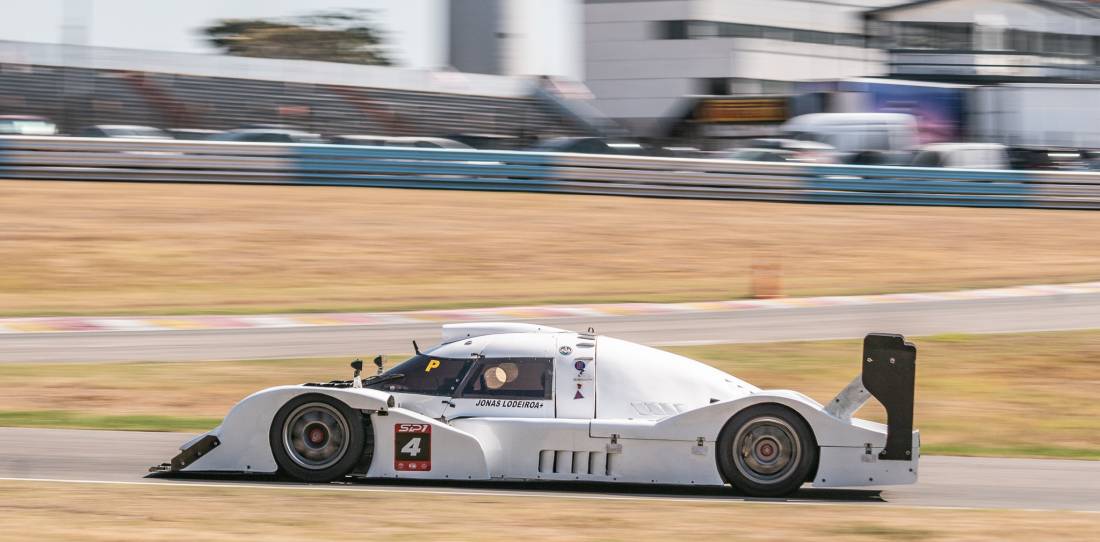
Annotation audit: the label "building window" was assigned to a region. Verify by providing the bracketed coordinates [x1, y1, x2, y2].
[657, 20, 688, 40]
[701, 77, 728, 95]
[885, 21, 1094, 57]
[688, 20, 719, 39]
[976, 25, 1006, 51]
[720, 22, 761, 39]
[657, 20, 863, 47]
[891, 22, 972, 50]
[726, 78, 792, 96]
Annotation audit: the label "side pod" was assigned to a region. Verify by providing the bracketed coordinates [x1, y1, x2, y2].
[826, 333, 917, 461]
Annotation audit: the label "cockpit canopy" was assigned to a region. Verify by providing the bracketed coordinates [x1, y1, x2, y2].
[367, 326, 757, 420]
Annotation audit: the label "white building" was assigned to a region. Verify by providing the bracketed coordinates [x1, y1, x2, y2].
[865, 0, 1100, 83]
[448, 0, 584, 79]
[583, 0, 898, 135]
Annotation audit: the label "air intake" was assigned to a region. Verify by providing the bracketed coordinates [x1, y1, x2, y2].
[537, 450, 612, 476]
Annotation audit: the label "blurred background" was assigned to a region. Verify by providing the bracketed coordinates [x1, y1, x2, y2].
[2, 0, 1100, 166]
[1, 1, 1100, 539]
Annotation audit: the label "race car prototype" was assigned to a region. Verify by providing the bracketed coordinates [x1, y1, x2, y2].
[152, 323, 919, 497]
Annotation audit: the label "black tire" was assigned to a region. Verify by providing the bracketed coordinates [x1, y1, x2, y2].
[717, 404, 817, 498]
[269, 393, 366, 483]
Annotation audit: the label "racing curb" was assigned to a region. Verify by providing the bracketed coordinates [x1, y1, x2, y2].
[2, 281, 1099, 334]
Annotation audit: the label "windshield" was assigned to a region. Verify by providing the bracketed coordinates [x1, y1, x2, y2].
[367, 354, 473, 396]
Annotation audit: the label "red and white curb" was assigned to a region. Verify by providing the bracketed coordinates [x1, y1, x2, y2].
[2, 281, 1099, 334]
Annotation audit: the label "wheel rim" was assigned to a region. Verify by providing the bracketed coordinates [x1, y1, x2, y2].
[731, 416, 801, 486]
[282, 402, 350, 470]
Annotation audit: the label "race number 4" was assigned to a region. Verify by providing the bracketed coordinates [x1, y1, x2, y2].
[394, 423, 432, 471]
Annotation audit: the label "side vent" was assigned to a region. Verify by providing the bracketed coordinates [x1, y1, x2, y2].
[631, 402, 684, 417]
[553, 450, 571, 473]
[537, 450, 553, 473]
[538, 450, 613, 476]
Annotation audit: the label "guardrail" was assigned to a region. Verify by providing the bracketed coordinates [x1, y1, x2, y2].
[3, 135, 1100, 209]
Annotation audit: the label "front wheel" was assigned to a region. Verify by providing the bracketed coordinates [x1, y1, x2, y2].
[717, 404, 817, 497]
[269, 393, 366, 483]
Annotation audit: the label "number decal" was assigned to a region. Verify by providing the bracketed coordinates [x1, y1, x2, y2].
[394, 423, 432, 471]
[401, 437, 422, 457]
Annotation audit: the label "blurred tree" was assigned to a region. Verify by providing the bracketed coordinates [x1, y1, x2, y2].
[203, 10, 392, 65]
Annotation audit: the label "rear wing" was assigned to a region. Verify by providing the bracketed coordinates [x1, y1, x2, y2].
[825, 333, 916, 461]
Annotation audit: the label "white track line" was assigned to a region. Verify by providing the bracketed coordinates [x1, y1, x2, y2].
[1, 476, 1096, 514]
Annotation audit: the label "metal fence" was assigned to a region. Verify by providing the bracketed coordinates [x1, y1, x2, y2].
[3, 135, 1100, 209]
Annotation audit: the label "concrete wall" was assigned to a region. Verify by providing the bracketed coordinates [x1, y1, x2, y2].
[449, 0, 505, 75]
[582, 0, 894, 134]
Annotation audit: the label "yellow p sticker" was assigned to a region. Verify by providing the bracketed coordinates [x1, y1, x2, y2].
[425, 359, 441, 373]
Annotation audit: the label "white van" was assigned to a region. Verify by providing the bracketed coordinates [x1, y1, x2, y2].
[781, 113, 918, 154]
[910, 143, 1009, 169]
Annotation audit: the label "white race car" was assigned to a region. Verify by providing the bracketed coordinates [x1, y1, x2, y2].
[152, 323, 918, 497]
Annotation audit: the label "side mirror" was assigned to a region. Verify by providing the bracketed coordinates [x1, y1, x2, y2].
[373, 355, 384, 375]
[350, 359, 364, 389]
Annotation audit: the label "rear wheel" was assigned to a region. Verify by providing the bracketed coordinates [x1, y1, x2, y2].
[269, 394, 366, 483]
[717, 404, 817, 497]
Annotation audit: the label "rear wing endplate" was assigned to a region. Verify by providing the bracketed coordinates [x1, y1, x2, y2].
[825, 333, 916, 461]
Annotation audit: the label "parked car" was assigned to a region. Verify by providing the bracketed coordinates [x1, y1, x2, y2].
[730, 139, 837, 163]
[445, 133, 521, 150]
[381, 137, 473, 150]
[719, 148, 799, 163]
[532, 137, 615, 155]
[330, 136, 474, 150]
[782, 113, 918, 164]
[0, 115, 58, 136]
[530, 137, 672, 157]
[168, 128, 223, 140]
[329, 134, 391, 146]
[910, 143, 1010, 169]
[1008, 147, 1089, 171]
[209, 128, 325, 144]
[661, 146, 709, 158]
[77, 125, 171, 139]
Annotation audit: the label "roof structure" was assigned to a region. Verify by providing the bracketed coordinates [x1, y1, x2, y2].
[866, 0, 1100, 19]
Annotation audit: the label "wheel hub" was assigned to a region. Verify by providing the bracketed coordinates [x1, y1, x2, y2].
[732, 416, 801, 484]
[306, 424, 329, 447]
[756, 440, 777, 460]
[282, 402, 350, 470]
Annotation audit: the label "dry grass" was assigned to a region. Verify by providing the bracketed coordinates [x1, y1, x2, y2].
[2, 180, 1100, 315]
[1, 330, 1098, 458]
[0, 480, 1097, 541]
[0, 356, 336, 420]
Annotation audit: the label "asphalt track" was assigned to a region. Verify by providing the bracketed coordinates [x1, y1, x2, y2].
[0, 427, 1096, 512]
[4, 291, 1100, 363]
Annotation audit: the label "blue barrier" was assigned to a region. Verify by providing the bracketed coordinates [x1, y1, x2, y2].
[2, 136, 1100, 209]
